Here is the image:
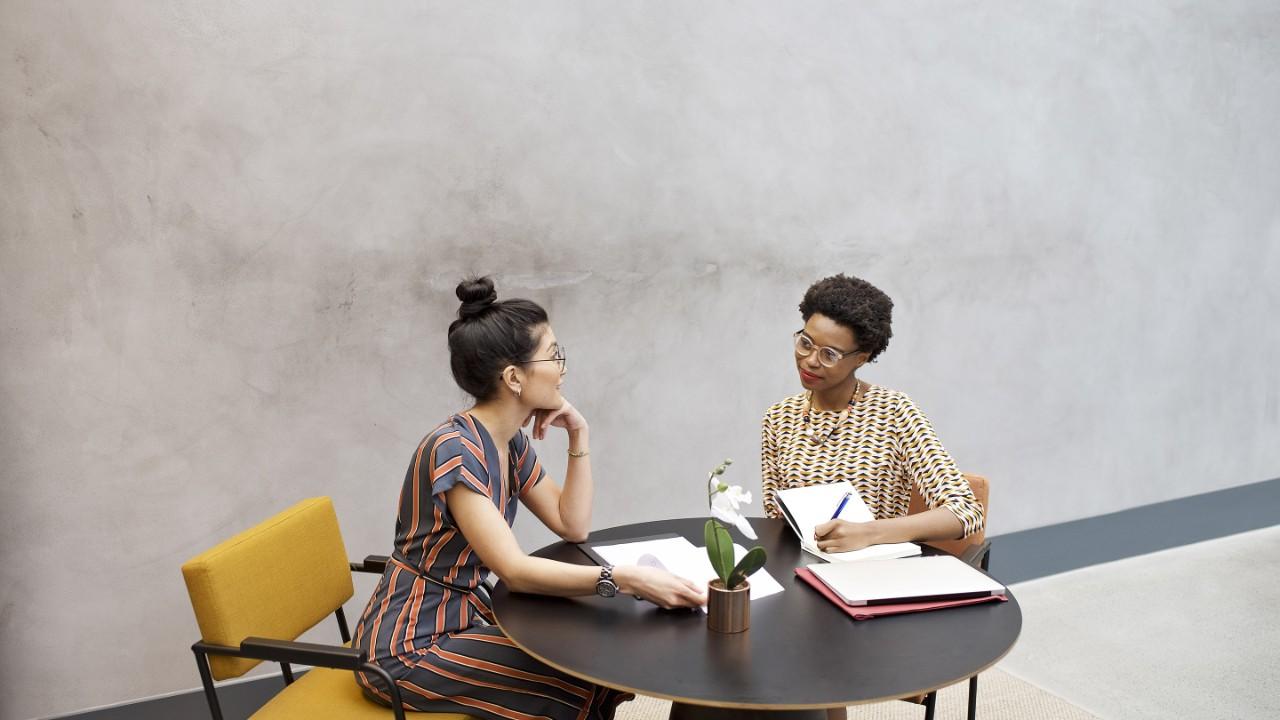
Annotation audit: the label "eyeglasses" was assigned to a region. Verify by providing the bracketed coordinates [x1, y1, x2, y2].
[523, 345, 566, 374]
[793, 331, 858, 368]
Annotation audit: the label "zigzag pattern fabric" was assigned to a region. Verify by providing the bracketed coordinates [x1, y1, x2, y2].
[761, 384, 984, 538]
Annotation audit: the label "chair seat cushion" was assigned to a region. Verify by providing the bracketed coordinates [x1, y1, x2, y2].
[251, 666, 472, 719]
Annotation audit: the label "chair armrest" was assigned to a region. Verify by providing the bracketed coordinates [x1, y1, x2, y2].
[193, 638, 409, 720]
[195, 638, 366, 671]
[350, 555, 389, 574]
[241, 637, 367, 670]
[959, 540, 991, 570]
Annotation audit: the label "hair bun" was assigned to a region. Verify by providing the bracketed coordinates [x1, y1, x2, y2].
[456, 276, 498, 320]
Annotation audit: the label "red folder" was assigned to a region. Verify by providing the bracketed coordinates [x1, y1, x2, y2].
[795, 567, 1007, 620]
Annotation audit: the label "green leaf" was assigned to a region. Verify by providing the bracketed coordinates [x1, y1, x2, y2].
[703, 520, 722, 579]
[727, 546, 767, 588]
[704, 520, 734, 585]
[713, 524, 735, 584]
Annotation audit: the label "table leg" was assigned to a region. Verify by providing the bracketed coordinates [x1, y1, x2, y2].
[668, 702, 827, 720]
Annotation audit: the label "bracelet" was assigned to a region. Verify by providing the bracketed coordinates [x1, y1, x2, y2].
[567, 448, 590, 458]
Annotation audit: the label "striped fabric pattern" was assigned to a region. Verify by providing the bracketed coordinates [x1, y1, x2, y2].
[353, 413, 630, 720]
[761, 384, 984, 537]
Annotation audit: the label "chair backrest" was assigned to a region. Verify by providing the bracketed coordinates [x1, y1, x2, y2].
[906, 473, 988, 558]
[181, 497, 355, 680]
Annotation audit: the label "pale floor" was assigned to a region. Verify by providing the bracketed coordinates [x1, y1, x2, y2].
[998, 525, 1280, 719]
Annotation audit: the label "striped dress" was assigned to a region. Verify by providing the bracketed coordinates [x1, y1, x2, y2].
[760, 384, 984, 537]
[353, 413, 631, 720]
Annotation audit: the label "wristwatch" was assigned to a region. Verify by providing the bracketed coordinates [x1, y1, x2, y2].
[595, 565, 618, 598]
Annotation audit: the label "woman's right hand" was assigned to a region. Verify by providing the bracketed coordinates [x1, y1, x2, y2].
[614, 566, 707, 609]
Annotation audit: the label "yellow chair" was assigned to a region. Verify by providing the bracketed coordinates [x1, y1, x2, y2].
[181, 497, 472, 720]
[902, 473, 993, 720]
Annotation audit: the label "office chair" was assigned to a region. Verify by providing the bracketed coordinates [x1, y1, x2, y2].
[181, 497, 473, 720]
[901, 473, 992, 720]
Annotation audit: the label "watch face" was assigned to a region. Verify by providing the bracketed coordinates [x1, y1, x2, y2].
[596, 579, 618, 598]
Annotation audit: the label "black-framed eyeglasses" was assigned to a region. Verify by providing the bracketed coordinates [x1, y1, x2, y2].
[523, 345, 567, 373]
[793, 331, 858, 368]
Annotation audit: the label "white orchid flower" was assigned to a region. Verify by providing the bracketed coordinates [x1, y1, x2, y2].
[723, 485, 752, 511]
[710, 482, 757, 540]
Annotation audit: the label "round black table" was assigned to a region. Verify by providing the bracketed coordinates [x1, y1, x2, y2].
[491, 518, 1021, 719]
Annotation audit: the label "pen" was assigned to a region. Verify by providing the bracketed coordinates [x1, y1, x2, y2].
[830, 491, 853, 520]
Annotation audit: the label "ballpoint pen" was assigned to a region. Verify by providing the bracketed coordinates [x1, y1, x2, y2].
[830, 491, 853, 520]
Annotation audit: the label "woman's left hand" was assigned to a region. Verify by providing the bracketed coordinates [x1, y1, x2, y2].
[813, 519, 881, 553]
[530, 399, 588, 440]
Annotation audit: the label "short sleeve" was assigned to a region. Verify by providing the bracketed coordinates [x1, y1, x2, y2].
[511, 430, 546, 497]
[416, 431, 492, 501]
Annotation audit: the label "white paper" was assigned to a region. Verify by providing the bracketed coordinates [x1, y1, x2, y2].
[589, 537, 784, 611]
[776, 482, 922, 563]
[802, 541, 922, 563]
[591, 536, 699, 568]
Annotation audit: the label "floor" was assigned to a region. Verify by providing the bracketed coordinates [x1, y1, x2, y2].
[998, 525, 1280, 719]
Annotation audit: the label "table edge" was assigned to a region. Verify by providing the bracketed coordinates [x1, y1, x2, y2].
[492, 586, 1023, 710]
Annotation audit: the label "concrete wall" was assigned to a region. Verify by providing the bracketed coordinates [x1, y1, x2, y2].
[2, 1, 1277, 717]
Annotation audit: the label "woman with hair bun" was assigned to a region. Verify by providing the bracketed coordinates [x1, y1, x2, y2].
[353, 276, 704, 719]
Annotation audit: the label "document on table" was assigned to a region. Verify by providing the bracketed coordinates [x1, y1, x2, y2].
[806, 555, 1006, 606]
[776, 481, 921, 563]
[586, 536, 784, 610]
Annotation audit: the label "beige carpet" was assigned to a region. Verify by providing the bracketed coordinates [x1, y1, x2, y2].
[615, 668, 1095, 719]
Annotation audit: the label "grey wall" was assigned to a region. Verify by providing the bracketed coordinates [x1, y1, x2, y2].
[2, 1, 1278, 717]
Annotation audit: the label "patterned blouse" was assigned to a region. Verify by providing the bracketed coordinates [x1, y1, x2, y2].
[760, 384, 984, 538]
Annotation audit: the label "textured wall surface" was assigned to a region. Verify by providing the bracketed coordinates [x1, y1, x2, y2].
[2, 1, 1278, 717]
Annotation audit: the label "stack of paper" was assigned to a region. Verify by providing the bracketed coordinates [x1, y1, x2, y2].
[588, 536, 784, 611]
[795, 566, 1007, 620]
[776, 482, 921, 562]
[806, 555, 1005, 606]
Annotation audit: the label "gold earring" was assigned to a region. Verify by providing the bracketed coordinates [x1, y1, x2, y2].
[515, 387, 522, 399]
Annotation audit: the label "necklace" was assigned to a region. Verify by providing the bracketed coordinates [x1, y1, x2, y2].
[802, 380, 862, 446]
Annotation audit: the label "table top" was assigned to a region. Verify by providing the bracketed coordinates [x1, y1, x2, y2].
[491, 517, 1022, 711]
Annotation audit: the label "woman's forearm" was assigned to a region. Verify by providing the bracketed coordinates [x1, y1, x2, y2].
[503, 555, 602, 595]
[871, 507, 964, 544]
[501, 559, 701, 610]
[557, 427, 593, 541]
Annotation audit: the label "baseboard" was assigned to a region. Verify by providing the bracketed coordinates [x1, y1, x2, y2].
[50, 476, 1280, 720]
[37, 669, 294, 720]
[988, 477, 1280, 584]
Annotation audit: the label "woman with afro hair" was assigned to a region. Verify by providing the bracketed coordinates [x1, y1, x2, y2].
[761, 274, 984, 565]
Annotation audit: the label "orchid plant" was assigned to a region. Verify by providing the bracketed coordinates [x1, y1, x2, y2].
[704, 459, 767, 590]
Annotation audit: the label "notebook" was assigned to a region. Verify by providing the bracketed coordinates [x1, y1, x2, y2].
[775, 481, 921, 562]
[795, 566, 1007, 620]
[806, 554, 1006, 606]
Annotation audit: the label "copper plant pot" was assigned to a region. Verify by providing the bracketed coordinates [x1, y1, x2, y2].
[706, 579, 750, 633]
